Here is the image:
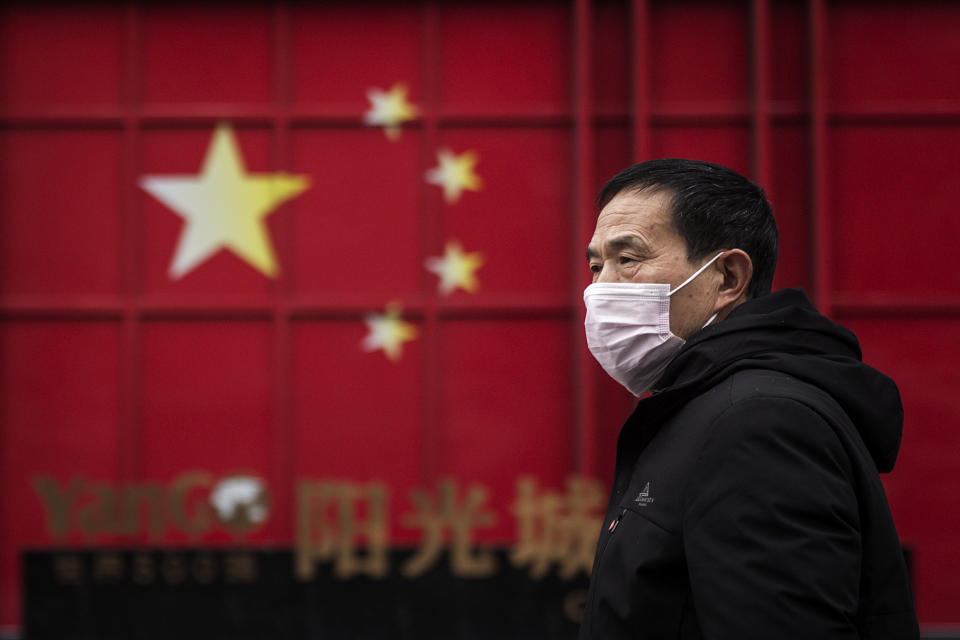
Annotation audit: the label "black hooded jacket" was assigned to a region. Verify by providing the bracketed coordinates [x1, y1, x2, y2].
[578, 288, 919, 639]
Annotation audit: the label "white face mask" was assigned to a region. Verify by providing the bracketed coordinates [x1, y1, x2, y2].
[583, 252, 724, 397]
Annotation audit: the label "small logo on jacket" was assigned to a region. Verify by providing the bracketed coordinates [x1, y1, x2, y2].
[634, 482, 654, 507]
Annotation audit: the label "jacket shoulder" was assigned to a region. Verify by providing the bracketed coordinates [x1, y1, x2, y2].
[726, 368, 846, 417]
[667, 368, 849, 444]
[696, 369, 856, 473]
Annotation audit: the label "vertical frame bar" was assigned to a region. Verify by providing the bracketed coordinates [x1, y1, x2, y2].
[750, 0, 772, 188]
[808, 0, 831, 314]
[419, 1, 442, 485]
[119, 1, 142, 487]
[630, 0, 651, 162]
[572, 0, 596, 476]
[270, 0, 294, 541]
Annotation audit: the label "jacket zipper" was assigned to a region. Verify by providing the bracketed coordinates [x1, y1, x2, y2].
[607, 510, 623, 533]
[586, 508, 626, 636]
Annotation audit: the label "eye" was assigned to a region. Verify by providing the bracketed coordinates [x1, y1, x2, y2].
[618, 256, 636, 265]
[589, 263, 601, 273]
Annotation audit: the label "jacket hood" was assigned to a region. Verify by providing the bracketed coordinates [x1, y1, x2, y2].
[653, 288, 904, 472]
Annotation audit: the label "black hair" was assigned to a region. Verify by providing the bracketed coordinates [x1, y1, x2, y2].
[596, 158, 778, 299]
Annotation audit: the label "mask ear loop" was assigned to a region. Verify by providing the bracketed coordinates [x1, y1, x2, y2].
[668, 251, 725, 296]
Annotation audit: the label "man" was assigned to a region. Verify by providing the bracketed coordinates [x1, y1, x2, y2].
[578, 159, 918, 639]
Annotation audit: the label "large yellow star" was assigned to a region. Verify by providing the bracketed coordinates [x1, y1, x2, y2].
[140, 123, 310, 279]
[362, 303, 418, 362]
[425, 148, 483, 203]
[425, 240, 484, 295]
[363, 83, 418, 141]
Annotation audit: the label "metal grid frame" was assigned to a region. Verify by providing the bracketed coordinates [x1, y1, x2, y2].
[2, 0, 960, 543]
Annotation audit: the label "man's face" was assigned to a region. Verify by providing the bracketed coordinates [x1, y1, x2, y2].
[586, 189, 723, 340]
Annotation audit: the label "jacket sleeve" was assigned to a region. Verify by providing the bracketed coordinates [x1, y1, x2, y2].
[682, 396, 862, 639]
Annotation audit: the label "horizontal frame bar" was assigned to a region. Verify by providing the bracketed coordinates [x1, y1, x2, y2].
[4, 100, 960, 128]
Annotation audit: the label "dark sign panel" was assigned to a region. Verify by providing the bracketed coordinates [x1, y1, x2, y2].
[25, 549, 587, 639]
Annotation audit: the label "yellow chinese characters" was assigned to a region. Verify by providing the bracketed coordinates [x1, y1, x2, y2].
[295, 476, 605, 582]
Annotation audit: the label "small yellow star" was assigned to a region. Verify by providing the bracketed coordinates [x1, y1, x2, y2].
[425, 148, 483, 203]
[362, 303, 418, 362]
[425, 241, 485, 295]
[140, 122, 309, 279]
[363, 83, 419, 141]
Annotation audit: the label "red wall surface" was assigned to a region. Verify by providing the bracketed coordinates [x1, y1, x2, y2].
[2, 0, 959, 633]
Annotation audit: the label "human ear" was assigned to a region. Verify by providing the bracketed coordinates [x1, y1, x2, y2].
[715, 249, 752, 310]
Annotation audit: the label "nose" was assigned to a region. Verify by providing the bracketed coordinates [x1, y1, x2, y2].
[596, 261, 619, 283]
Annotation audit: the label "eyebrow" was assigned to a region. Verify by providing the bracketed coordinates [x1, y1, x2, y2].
[586, 235, 648, 260]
